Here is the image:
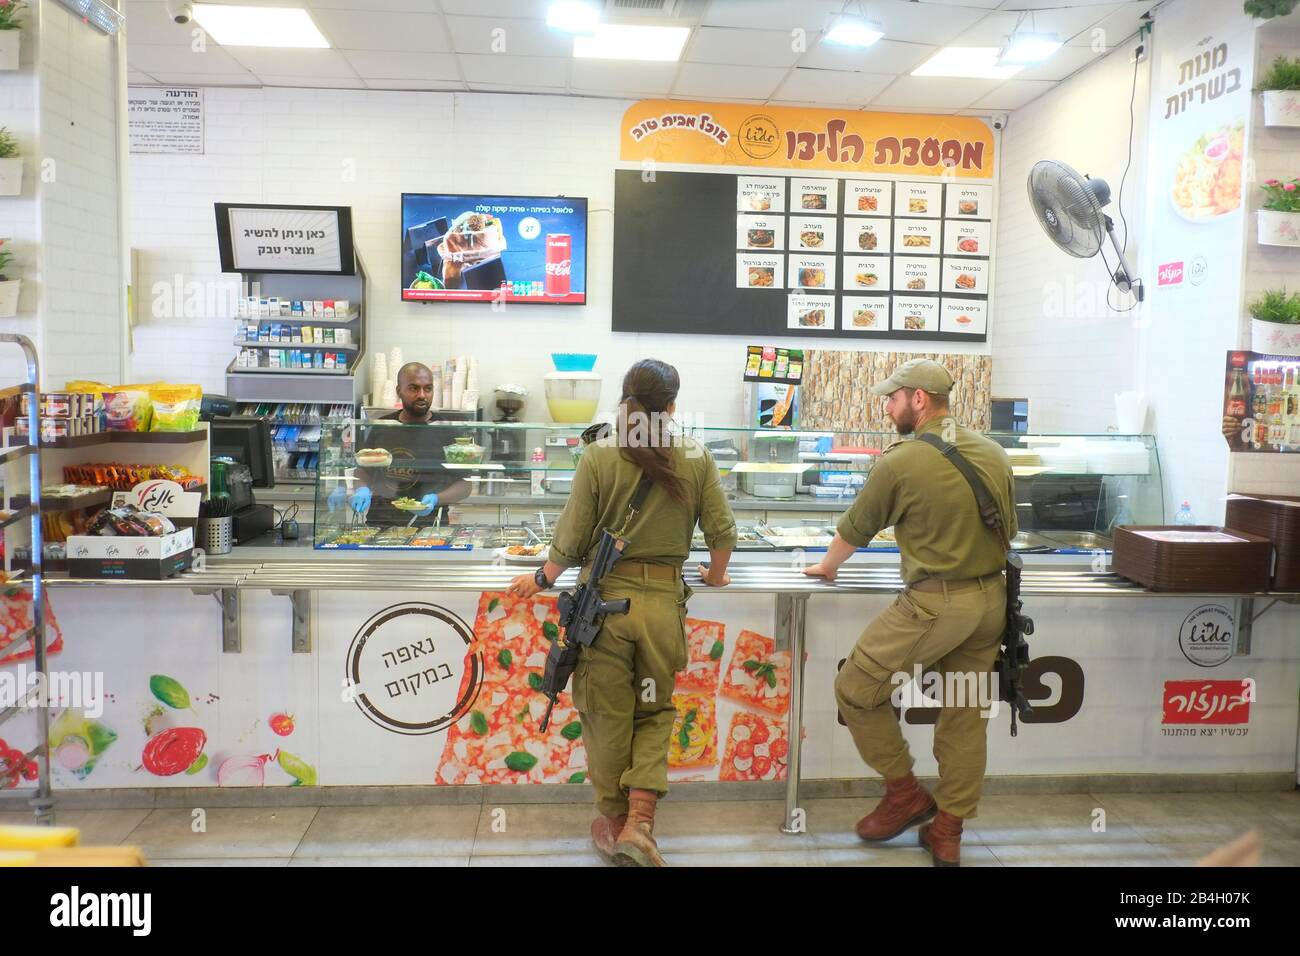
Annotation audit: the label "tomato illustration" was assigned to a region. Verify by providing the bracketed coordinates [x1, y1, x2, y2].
[269, 713, 295, 737]
[770, 738, 789, 761]
[752, 755, 773, 777]
[141, 727, 206, 776]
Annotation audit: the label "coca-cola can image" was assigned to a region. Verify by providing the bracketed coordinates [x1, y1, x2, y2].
[545, 234, 572, 297]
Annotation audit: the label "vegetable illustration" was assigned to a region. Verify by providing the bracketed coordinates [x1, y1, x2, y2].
[149, 674, 192, 710]
[141, 727, 206, 777]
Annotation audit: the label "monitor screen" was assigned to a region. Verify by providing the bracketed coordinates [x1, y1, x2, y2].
[400, 193, 587, 305]
[210, 416, 276, 489]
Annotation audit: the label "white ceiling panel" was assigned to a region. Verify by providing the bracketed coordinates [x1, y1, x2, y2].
[971, 79, 1057, 110]
[259, 75, 375, 89]
[341, 51, 461, 81]
[1066, 4, 1152, 48]
[309, 0, 443, 9]
[686, 27, 802, 68]
[1004, 0, 1133, 9]
[570, 59, 677, 95]
[127, 70, 158, 84]
[127, 43, 255, 76]
[1013, 45, 1106, 83]
[458, 53, 570, 86]
[774, 68, 895, 106]
[436, 0, 550, 17]
[123, 1, 203, 45]
[797, 38, 936, 74]
[225, 48, 360, 78]
[364, 78, 466, 91]
[671, 62, 789, 100]
[313, 10, 452, 52]
[858, 0, 990, 46]
[702, 0, 844, 32]
[445, 15, 574, 57]
[949, 6, 1120, 47]
[147, 73, 262, 86]
[466, 81, 570, 95]
[870, 75, 1000, 110]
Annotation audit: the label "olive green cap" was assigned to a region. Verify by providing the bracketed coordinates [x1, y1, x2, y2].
[869, 358, 955, 397]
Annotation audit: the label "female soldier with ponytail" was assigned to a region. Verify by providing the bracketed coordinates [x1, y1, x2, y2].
[509, 358, 736, 866]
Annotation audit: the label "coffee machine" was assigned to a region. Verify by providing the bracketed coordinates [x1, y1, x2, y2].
[491, 385, 528, 464]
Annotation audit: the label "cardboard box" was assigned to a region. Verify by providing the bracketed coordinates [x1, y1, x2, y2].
[67, 528, 195, 580]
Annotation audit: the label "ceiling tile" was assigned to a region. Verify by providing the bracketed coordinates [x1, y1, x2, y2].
[703, 0, 844, 32]
[313, 10, 451, 52]
[127, 70, 158, 84]
[685, 27, 801, 68]
[123, 1, 201, 45]
[259, 75, 375, 89]
[308, 0, 460, 10]
[868, 103, 960, 115]
[672, 62, 789, 100]
[127, 43, 254, 76]
[970, 78, 1057, 110]
[458, 53, 570, 86]
[225, 48, 360, 78]
[933, 0, 1001, 6]
[147, 72, 262, 87]
[445, 15, 573, 57]
[1013, 45, 1105, 82]
[466, 81, 570, 95]
[858, 0, 991, 46]
[798, 38, 935, 74]
[949, 6, 1120, 47]
[341, 50, 461, 81]
[869, 75, 1000, 110]
[1066, 3, 1152, 48]
[773, 68, 895, 105]
[570, 59, 677, 95]
[435, 0, 550, 17]
[1003, 0, 1128, 9]
[364, 78, 466, 91]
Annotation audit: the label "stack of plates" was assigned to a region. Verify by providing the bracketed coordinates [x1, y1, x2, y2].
[1037, 446, 1088, 473]
[1005, 449, 1042, 467]
[1113, 525, 1273, 592]
[1226, 494, 1300, 591]
[1083, 441, 1150, 475]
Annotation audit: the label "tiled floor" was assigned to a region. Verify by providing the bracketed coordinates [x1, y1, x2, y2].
[4, 791, 1298, 866]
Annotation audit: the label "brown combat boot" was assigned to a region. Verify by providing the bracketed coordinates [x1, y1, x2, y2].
[856, 772, 937, 842]
[590, 814, 627, 863]
[919, 809, 964, 867]
[613, 789, 666, 867]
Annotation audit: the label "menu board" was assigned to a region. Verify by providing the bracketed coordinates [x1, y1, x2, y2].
[612, 169, 991, 341]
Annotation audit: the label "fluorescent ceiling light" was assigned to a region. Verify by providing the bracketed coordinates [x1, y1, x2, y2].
[823, 16, 884, 48]
[999, 33, 1062, 65]
[547, 1, 600, 35]
[912, 47, 1024, 80]
[573, 25, 690, 62]
[193, 4, 330, 49]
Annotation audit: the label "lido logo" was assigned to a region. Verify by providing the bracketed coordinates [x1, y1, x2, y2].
[1157, 261, 1185, 286]
[738, 115, 780, 160]
[50, 887, 151, 936]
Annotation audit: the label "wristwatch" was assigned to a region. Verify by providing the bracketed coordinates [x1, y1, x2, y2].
[534, 567, 551, 589]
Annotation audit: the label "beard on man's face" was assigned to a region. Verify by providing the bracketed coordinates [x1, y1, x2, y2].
[891, 403, 916, 435]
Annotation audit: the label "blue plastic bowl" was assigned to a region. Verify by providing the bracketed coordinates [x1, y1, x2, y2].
[552, 353, 597, 372]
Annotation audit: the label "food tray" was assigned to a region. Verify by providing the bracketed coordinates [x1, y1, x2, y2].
[1225, 494, 1300, 590]
[1112, 525, 1273, 592]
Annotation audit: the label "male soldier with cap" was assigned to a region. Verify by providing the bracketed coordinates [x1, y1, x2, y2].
[804, 358, 1016, 866]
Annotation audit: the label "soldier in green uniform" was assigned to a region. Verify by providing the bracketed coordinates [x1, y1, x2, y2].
[804, 359, 1016, 867]
[508, 359, 737, 867]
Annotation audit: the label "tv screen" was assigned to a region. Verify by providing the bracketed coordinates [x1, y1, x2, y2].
[401, 193, 587, 304]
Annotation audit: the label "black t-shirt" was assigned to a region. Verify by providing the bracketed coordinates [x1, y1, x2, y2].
[358, 412, 463, 524]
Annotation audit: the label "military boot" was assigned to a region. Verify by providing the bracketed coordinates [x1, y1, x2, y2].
[613, 789, 666, 867]
[590, 814, 627, 863]
[855, 772, 936, 842]
[919, 809, 964, 867]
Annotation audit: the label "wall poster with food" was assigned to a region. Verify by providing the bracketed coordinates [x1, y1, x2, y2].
[613, 101, 996, 342]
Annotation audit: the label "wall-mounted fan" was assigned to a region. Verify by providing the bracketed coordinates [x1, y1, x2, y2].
[1027, 160, 1144, 303]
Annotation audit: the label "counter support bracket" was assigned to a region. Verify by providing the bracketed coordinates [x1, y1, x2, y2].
[778, 593, 809, 836]
[279, 589, 311, 654]
[193, 587, 241, 653]
[1234, 598, 1254, 656]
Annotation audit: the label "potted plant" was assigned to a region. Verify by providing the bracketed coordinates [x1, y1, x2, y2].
[1248, 289, 1300, 356]
[1258, 56, 1300, 127]
[0, 1, 26, 71]
[0, 239, 19, 318]
[1245, 0, 1300, 20]
[0, 127, 19, 195]
[1258, 178, 1300, 246]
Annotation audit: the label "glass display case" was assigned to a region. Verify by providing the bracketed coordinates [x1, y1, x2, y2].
[313, 421, 1163, 554]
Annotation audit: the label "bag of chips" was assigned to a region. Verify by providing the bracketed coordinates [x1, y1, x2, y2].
[148, 384, 202, 432]
[102, 389, 153, 432]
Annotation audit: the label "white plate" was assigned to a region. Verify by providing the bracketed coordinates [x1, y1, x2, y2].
[494, 546, 547, 565]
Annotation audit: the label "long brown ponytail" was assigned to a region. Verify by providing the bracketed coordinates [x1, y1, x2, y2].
[617, 359, 687, 503]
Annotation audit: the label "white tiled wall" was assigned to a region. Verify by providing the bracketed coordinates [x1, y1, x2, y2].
[991, 40, 1150, 433]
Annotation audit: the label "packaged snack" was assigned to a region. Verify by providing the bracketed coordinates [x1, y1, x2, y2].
[102, 390, 153, 432]
[147, 384, 202, 431]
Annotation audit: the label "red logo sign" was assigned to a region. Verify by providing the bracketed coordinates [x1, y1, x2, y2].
[1162, 680, 1252, 724]
[1157, 261, 1185, 286]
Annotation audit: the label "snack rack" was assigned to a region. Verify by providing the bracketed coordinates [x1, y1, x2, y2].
[0, 334, 52, 824]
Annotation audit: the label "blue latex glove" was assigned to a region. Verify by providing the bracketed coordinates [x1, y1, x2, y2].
[327, 484, 346, 513]
[351, 486, 372, 515]
[415, 492, 439, 517]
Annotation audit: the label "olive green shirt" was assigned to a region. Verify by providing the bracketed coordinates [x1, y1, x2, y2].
[836, 417, 1017, 585]
[549, 437, 738, 569]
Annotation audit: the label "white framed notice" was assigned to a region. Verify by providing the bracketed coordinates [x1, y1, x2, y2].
[897, 182, 943, 218]
[128, 87, 204, 154]
[842, 255, 891, 292]
[737, 214, 785, 251]
[844, 180, 893, 217]
[943, 220, 992, 257]
[941, 257, 990, 295]
[736, 253, 784, 289]
[788, 254, 835, 291]
[790, 215, 837, 252]
[940, 298, 988, 334]
[843, 218, 891, 254]
[945, 183, 993, 219]
[737, 177, 786, 213]
[893, 255, 940, 294]
[894, 218, 941, 254]
[788, 293, 835, 331]
[841, 294, 890, 331]
[790, 178, 839, 214]
[892, 296, 940, 333]
[220, 205, 349, 274]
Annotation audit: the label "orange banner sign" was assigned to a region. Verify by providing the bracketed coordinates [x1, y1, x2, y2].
[620, 100, 995, 179]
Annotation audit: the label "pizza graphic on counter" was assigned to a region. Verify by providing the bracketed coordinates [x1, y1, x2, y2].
[437, 591, 587, 785]
[668, 693, 718, 769]
[677, 617, 725, 694]
[719, 711, 789, 782]
[720, 629, 792, 717]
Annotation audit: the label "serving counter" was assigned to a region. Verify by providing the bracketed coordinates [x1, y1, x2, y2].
[9, 543, 1298, 831]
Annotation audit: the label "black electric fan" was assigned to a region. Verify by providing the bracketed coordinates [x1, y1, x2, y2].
[1027, 160, 1144, 302]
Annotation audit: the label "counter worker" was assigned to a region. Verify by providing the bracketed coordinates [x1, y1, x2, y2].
[332, 362, 472, 526]
[507, 359, 737, 868]
[804, 358, 1017, 867]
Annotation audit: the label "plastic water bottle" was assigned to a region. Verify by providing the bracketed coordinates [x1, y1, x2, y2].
[1174, 501, 1195, 526]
